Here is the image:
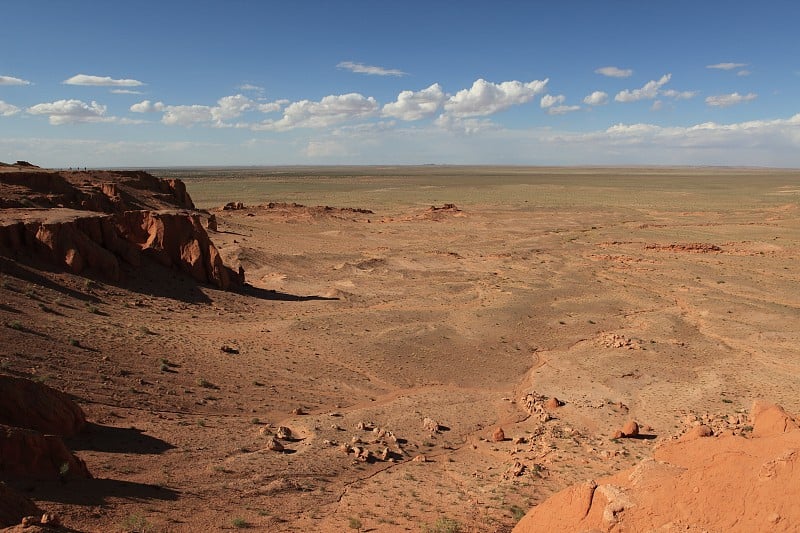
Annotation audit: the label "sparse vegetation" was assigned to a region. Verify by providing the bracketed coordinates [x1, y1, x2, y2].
[197, 377, 214, 388]
[7, 320, 23, 331]
[232, 517, 249, 528]
[348, 517, 363, 530]
[121, 513, 152, 533]
[423, 517, 462, 533]
[510, 505, 526, 521]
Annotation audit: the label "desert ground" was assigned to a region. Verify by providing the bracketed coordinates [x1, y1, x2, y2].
[1, 165, 799, 532]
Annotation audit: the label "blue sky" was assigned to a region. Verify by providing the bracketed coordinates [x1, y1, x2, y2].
[2, 0, 799, 167]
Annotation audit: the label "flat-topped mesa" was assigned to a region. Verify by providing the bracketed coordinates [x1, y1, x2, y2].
[0, 167, 239, 289]
[0, 167, 194, 212]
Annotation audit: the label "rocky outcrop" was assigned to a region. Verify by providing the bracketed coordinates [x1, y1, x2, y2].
[0, 376, 86, 437]
[0, 168, 194, 212]
[0, 209, 237, 288]
[514, 401, 800, 532]
[0, 424, 91, 480]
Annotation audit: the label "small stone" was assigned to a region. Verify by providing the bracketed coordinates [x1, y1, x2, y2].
[423, 417, 441, 433]
[412, 454, 427, 462]
[492, 427, 506, 442]
[258, 426, 272, 436]
[545, 397, 561, 409]
[621, 421, 639, 437]
[768, 513, 781, 524]
[291, 407, 305, 415]
[21, 516, 39, 527]
[612, 430, 624, 440]
[265, 436, 284, 452]
[380, 447, 390, 461]
[41, 513, 60, 526]
[276, 426, 292, 439]
[512, 436, 527, 445]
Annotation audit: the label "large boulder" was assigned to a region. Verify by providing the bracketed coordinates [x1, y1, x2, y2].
[0, 424, 91, 480]
[0, 483, 43, 527]
[0, 375, 86, 436]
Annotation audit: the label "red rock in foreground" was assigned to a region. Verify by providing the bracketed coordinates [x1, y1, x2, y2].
[514, 401, 800, 532]
[0, 483, 43, 527]
[0, 424, 91, 480]
[0, 375, 86, 437]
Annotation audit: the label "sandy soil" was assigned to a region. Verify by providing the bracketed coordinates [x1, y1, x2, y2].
[1, 166, 799, 532]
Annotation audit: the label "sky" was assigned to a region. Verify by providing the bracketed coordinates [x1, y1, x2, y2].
[1, 0, 800, 167]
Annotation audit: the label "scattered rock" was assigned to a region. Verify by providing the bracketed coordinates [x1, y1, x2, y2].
[422, 417, 442, 433]
[621, 421, 639, 437]
[222, 201, 245, 211]
[492, 427, 506, 442]
[220, 344, 239, 354]
[544, 397, 562, 410]
[520, 392, 553, 422]
[507, 461, 526, 477]
[276, 426, 292, 440]
[291, 407, 305, 416]
[679, 424, 714, 441]
[264, 436, 284, 452]
[412, 454, 427, 462]
[205, 214, 217, 231]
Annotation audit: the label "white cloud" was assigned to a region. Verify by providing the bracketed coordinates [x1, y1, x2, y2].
[615, 74, 671, 102]
[705, 92, 757, 107]
[0, 75, 31, 86]
[434, 114, 498, 134]
[63, 74, 144, 87]
[161, 105, 214, 126]
[253, 93, 378, 131]
[595, 66, 633, 78]
[110, 89, 144, 95]
[337, 61, 407, 77]
[651, 100, 664, 111]
[706, 62, 748, 71]
[540, 94, 565, 108]
[737, 70, 751, 77]
[257, 100, 288, 113]
[547, 105, 581, 115]
[583, 91, 609, 105]
[443, 78, 548, 118]
[238, 83, 264, 92]
[0, 101, 20, 116]
[382, 83, 445, 120]
[27, 99, 110, 125]
[211, 94, 254, 121]
[661, 89, 697, 100]
[130, 100, 165, 113]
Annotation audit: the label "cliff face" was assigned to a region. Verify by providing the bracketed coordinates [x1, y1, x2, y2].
[0, 166, 236, 289]
[0, 209, 234, 289]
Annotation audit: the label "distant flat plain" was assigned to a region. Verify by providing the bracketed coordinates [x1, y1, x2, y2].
[153, 165, 800, 212]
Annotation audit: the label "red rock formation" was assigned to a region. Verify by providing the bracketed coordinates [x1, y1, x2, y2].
[0, 376, 86, 437]
[0, 483, 43, 527]
[0, 424, 91, 480]
[514, 401, 800, 533]
[0, 209, 236, 288]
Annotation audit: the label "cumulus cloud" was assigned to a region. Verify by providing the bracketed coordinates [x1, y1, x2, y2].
[595, 66, 633, 78]
[110, 89, 144, 95]
[257, 100, 288, 113]
[434, 114, 498, 134]
[130, 100, 165, 113]
[615, 74, 671, 102]
[27, 99, 109, 125]
[382, 83, 445, 120]
[0, 75, 31, 86]
[540, 94, 565, 108]
[253, 93, 379, 131]
[583, 91, 609, 105]
[705, 92, 757, 107]
[661, 89, 697, 100]
[443, 78, 548, 118]
[706, 62, 748, 71]
[0, 101, 20, 116]
[64, 74, 144, 87]
[337, 61, 407, 77]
